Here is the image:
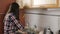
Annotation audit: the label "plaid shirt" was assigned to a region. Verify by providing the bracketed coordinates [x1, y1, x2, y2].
[4, 13, 24, 34]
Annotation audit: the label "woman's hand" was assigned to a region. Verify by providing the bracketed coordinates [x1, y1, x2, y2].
[18, 30, 27, 34]
[22, 32, 27, 34]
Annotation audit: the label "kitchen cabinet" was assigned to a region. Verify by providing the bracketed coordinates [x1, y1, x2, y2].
[32, 0, 58, 8]
[16, 0, 60, 8]
[0, 0, 16, 34]
[59, 0, 60, 7]
[16, 0, 58, 8]
[16, 0, 32, 8]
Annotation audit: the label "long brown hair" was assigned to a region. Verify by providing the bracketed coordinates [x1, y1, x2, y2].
[9, 2, 19, 20]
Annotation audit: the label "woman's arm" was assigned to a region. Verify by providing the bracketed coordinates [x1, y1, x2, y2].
[11, 15, 24, 30]
[10, 15, 27, 34]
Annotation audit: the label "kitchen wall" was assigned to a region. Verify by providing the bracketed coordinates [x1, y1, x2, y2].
[25, 8, 60, 34]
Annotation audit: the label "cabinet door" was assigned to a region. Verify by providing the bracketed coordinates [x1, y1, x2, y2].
[16, 0, 32, 8]
[59, 0, 60, 7]
[16, 0, 58, 8]
[32, 0, 58, 8]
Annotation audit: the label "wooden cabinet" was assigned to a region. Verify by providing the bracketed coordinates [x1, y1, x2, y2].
[0, 14, 5, 34]
[59, 0, 60, 7]
[0, 0, 16, 34]
[19, 9, 25, 26]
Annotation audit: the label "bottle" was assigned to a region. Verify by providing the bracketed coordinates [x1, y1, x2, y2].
[44, 27, 53, 34]
[46, 27, 53, 34]
[58, 30, 60, 34]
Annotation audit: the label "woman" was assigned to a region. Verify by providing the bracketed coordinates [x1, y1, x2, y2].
[4, 2, 26, 34]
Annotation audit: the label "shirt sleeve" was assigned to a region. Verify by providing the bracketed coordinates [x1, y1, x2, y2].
[10, 15, 24, 30]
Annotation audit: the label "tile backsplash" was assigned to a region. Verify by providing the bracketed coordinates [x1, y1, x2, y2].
[25, 8, 60, 34]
